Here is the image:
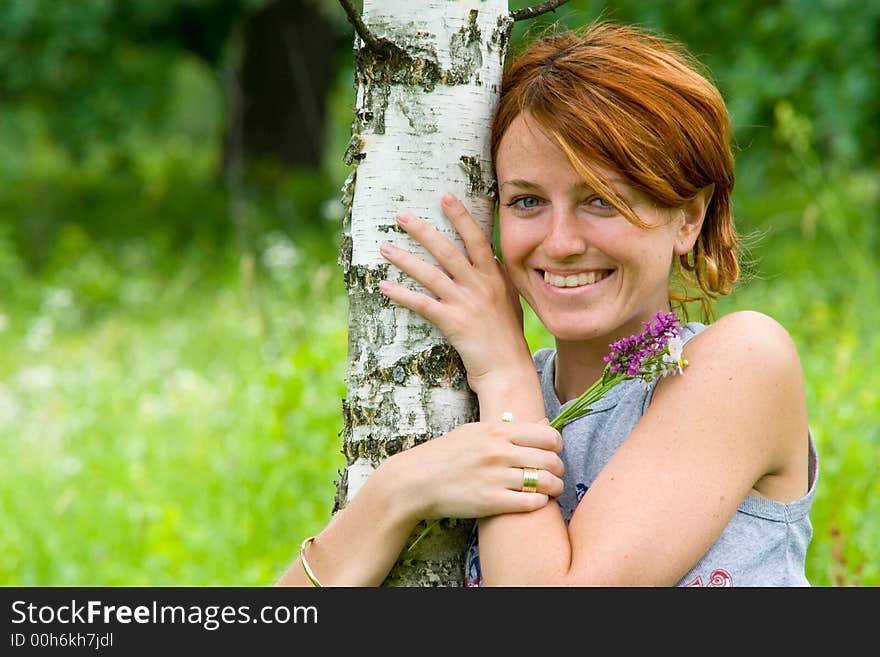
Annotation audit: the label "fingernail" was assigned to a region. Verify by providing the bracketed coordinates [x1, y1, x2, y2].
[378, 280, 391, 293]
[441, 193, 456, 206]
[380, 241, 394, 256]
[396, 211, 412, 225]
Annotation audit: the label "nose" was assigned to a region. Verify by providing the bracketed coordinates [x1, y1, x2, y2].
[541, 207, 587, 261]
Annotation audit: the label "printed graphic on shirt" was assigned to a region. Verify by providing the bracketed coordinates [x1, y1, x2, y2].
[684, 569, 732, 587]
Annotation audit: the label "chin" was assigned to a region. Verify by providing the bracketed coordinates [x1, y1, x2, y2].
[537, 315, 606, 343]
[550, 328, 601, 343]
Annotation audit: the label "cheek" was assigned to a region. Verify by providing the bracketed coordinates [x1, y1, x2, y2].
[631, 243, 677, 284]
[612, 222, 677, 263]
[626, 241, 672, 271]
[498, 219, 533, 264]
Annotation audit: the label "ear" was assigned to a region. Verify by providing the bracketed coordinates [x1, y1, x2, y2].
[673, 184, 714, 256]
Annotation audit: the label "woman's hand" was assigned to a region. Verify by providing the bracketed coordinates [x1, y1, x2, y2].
[378, 193, 533, 396]
[386, 418, 565, 522]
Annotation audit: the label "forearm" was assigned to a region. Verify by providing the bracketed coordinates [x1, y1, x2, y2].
[478, 503, 572, 585]
[276, 455, 419, 587]
[472, 363, 573, 585]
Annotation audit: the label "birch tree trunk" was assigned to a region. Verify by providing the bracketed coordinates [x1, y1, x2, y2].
[336, 0, 512, 586]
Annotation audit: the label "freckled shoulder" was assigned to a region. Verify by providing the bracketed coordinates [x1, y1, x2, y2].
[652, 310, 809, 500]
[684, 310, 804, 383]
[652, 309, 807, 435]
[674, 310, 808, 465]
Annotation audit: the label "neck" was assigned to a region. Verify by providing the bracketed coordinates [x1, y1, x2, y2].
[553, 338, 609, 403]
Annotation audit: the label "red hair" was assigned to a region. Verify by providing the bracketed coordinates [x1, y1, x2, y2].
[492, 21, 740, 319]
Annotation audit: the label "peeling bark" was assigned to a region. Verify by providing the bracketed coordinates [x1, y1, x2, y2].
[336, 0, 511, 587]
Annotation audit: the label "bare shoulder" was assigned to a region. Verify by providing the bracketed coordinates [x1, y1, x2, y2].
[674, 309, 807, 428]
[686, 310, 804, 384]
[663, 310, 808, 500]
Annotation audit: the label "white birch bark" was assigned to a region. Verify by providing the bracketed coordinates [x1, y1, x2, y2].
[336, 0, 512, 586]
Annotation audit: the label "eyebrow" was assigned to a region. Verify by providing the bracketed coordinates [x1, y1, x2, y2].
[499, 179, 540, 191]
[499, 176, 626, 193]
[499, 179, 590, 192]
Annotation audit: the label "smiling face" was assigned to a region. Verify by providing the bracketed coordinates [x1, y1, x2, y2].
[497, 113, 701, 346]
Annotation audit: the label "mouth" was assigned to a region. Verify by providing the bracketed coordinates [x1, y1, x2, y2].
[539, 269, 613, 289]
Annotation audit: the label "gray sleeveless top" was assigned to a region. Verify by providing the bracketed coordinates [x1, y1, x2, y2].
[464, 321, 818, 586]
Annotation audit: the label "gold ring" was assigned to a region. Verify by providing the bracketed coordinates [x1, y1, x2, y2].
[521, 467, 539, 493]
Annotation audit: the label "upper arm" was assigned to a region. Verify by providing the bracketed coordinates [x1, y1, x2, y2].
[564, 311, 809, 585]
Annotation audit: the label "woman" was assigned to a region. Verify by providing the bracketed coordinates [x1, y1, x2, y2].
[277, 21, 816, 587]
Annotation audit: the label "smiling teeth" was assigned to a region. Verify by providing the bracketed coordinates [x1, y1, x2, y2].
[544, 270, 607, 288]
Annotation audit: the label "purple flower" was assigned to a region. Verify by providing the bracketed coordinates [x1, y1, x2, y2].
[604, 311, 683, 380]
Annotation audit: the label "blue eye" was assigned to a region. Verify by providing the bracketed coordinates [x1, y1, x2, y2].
[510, 196, 540, 210]
[584, 196, 617, 215]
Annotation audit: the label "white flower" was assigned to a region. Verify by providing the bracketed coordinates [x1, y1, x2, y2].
[662, 336, 685, 375]
[666, 336, 683, 362]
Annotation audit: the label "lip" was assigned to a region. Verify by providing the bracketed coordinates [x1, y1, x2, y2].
[535, 268, 615, 294]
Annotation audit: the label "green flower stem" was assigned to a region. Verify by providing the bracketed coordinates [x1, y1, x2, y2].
[549, 367, 630, 430]
[406, 519, 439, 553]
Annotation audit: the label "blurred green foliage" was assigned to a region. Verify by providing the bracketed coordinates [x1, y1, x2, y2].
[0, 0, 346, 273]
[0, 0, 877, 585]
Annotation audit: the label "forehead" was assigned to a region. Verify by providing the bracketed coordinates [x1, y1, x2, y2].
[496, 113, 561, 164]
[495, 113, 621, 188]
[495, 115, 581, 192]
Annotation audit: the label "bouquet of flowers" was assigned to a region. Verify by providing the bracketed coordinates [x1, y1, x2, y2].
[550, 310, 688, 429]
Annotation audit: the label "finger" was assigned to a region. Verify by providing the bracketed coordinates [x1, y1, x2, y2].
[440, 193, 496, 271]
[494, 489, 552, 514]
[495, 421, 563, 453]
[512, 446, 565, 478]
[378, 279, 445, 324]
[495, 258, 525, 325]
[380, 240, 457, 301]
[506, 467, 565, 499]
[396, 210, 475, 283]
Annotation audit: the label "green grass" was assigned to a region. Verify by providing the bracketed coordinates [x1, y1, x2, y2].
[0, 243, 348, 585]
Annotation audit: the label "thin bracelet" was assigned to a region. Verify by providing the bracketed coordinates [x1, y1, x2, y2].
[300, 536, 323, 587]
